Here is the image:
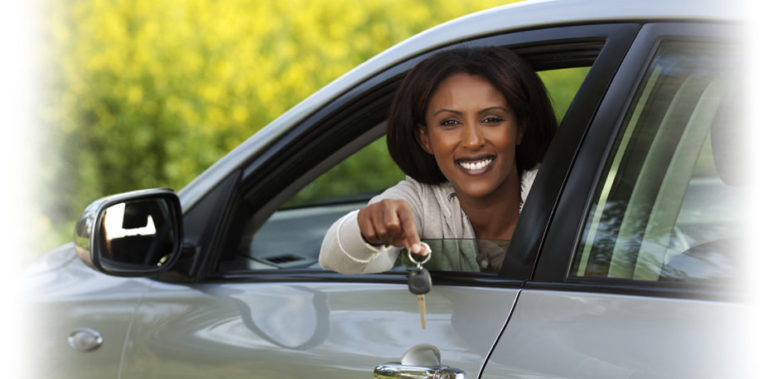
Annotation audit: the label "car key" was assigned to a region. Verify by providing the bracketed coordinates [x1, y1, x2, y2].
[407, 242, 432, 329]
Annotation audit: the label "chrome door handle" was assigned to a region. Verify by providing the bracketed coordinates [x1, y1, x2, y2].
[374, 344, 465, 379]
[373, 363, 465, 379]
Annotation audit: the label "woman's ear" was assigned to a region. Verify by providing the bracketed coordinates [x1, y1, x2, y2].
[417, 124, 434, 155]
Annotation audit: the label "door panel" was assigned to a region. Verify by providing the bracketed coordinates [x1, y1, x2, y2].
[482, 290, 744, 378]
[120, 281, 519, 378]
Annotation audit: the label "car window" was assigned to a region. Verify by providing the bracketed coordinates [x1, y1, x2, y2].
[221, 65, 592, 273]
[281, 66, 589, 210]
[570, 41, 744, 284]
[282, 136, 400, 209]
[393, 238, 513, 272]
[225, 138, 398, 271]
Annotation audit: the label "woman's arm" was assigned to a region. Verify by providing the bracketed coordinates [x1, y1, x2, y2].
[318, 209, 402, 273]
[319, 178, 425, 273]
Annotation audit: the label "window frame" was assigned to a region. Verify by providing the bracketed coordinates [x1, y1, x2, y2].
[530, 22, 743, 300]
[182, 23, 643, 286]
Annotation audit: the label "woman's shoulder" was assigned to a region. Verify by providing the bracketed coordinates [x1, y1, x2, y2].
[405, 177, 456, 203]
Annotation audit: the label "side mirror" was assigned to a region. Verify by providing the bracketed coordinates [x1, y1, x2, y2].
[74, 189, 183, 276]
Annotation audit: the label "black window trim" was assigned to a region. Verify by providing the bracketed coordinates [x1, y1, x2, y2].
[531, 22, 743, 300]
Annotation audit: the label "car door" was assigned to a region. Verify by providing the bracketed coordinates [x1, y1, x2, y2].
[483, 23, 747, 378]
[116, 24, 639, 378]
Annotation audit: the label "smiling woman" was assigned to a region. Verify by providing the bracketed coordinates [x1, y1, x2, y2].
[318, 46, 557, 274]
[418, 73, 526, 240]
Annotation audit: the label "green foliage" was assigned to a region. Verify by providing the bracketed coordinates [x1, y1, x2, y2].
[284, 137, 403, 208]
[35, 0, 514, 255]
[538, 66, 591, 122]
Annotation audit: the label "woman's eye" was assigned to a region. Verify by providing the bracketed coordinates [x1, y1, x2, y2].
[482, 116, 504, 124]
[439, 119, 460, 127]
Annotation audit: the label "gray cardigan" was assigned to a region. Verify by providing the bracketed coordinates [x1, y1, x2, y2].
[318, 169, 537, 274]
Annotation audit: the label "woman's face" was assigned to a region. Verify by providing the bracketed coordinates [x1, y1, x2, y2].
[419, 73, 525, 202]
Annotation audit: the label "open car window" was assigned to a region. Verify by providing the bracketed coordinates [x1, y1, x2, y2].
[279, 66, 589, 211]
[220, 64, 592, 273]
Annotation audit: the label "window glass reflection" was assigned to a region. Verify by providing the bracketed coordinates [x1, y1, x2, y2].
[571, 41, 743, 284]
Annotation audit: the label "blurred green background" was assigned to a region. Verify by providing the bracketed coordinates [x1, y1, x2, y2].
[33, 0, 587, 260]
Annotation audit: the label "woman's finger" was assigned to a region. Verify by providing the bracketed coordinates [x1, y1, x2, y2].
[358, 207, 383, 245]
[383, 201, 404, 237]
[397, 206, 422, 254]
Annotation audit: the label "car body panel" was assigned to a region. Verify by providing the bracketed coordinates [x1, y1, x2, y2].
[482, 290, 745, 378]
[118, 281, 519, 378]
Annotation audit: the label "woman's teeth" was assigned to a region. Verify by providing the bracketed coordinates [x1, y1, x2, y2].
[458, 158, 493, 171]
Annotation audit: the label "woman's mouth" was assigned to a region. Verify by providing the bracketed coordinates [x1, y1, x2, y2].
[456, 156, 495, 174]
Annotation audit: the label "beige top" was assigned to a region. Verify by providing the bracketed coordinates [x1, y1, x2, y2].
[318, 169, 537, 274]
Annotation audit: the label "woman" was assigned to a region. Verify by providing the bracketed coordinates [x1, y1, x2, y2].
[319, 46, 557, 274]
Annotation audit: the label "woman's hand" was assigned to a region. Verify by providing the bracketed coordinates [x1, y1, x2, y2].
[357, 199, 425, 254]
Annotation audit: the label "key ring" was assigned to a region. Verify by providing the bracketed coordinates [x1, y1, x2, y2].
[407, 242, 432, 266]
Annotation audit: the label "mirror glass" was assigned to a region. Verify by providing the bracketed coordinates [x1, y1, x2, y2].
[98, 198, 177, 269]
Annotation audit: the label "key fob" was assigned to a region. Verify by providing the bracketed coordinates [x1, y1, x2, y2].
[408, 268, 432, 295]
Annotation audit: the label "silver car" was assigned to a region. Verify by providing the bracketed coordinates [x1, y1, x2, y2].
[27, 0, 747, 377]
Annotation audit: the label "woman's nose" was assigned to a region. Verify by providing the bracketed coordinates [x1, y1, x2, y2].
[462, 121, 484, 149]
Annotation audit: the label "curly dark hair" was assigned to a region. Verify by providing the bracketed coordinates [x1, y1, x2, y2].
[387, 46, 557, 184]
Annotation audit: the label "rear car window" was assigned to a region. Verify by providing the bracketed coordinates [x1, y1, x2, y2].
[570, 41, 744, 284]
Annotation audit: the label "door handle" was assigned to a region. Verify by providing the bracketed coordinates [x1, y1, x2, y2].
[373, 344, 466, 379]
[373, 363, 465, 378]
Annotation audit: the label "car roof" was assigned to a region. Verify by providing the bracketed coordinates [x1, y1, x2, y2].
[179, 0, 743, 209]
